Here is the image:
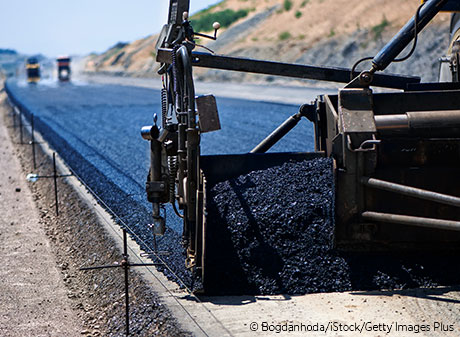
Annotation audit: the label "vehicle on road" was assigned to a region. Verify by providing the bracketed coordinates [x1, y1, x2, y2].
[26, 57, 40, 83]
[56, 56, 71, 82]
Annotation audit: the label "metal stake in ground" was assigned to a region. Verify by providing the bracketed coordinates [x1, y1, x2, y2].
[53, 152, 59, 216]
[30, 114, 36, 169]
[80, 229, 161, 336]
[26, 152, 72, 216]
[122, 230, 130, 336]
[11, 106, 17, 128]
[19, 109, 23, 144]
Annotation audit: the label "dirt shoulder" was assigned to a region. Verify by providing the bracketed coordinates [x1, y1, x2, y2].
[0, 91, 82, 336]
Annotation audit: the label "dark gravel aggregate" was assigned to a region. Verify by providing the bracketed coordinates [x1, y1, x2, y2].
[204, 158, 351, 294]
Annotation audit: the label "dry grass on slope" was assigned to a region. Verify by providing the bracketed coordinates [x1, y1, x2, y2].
[86, 0, 451, 78]
[226, 0, 448, 51]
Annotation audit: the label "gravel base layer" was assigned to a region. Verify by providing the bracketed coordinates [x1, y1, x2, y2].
[3, 109, 188, 336]
[205, 158, 460, 295]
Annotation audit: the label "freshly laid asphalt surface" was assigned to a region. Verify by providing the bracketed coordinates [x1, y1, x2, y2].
[7, 78, 460, 295]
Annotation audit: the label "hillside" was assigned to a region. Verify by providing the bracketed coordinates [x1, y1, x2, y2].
[85, 0, 452, 84]
[0, 49, 24, 78]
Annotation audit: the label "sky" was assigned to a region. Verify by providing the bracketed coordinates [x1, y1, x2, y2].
[0, 0, 220, 57]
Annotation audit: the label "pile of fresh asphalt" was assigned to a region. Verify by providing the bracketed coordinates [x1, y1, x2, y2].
[204, 158, 460, 295]
[205, 158, 350, 294]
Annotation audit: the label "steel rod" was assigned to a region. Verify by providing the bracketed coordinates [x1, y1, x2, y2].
[362, 177, 460, 208]
[31, 114, 36, 169]
[80, 262, 160, 271]
[36, 174, 72, 179]
[374, 114, 408, 130]
[80, 264, 122, 271]
[79, 229, 161, 337]
[362, 211, 460, 231]
[251, 113, 301, 153]
[156, 48, 420, 89]
[19, 109, 23, 144]
[374, 110, 460, 130]
[123, 229, 130, 336]
[128, 263, 162, 267]
[12, 107, 16, 128]
[53, 152, 59, 216]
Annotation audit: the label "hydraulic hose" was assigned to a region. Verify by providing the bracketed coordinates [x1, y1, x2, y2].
[372, 0, 448, 71]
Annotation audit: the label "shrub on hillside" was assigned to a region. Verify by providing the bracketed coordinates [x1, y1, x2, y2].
[284, 0, 293, 11]
[191, 8, 249, 32]
[372, 16, 389, 40]
[279, 31, 291, 40]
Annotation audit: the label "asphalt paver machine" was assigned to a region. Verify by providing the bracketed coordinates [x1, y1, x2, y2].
[142, 0, 460, 289]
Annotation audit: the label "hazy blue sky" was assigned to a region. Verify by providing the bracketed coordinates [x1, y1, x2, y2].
[0, 0, 220, 57]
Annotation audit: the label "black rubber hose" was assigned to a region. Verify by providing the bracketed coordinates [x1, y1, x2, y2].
[372, 0, 447, 71]
[176, 45, 196, 126]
